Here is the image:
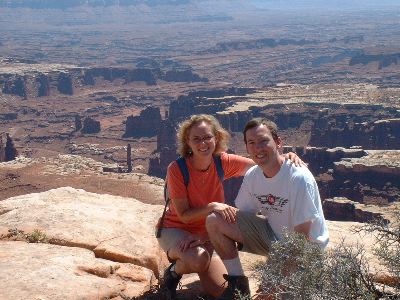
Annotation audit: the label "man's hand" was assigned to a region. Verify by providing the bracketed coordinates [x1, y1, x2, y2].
[178, 234, 207, 252]
[211, 202, 238, 223]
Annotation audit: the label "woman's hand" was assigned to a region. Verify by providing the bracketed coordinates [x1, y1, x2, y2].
[211, 202, 238, 223]
[283, 151, 306, 167]
[178, 234, 206, 252]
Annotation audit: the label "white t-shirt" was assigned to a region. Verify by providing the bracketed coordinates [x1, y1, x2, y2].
[235, 160, 329, 248]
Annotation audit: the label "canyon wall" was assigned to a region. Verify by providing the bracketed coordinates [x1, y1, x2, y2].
[0, 66, 207, 99]
[168, 87, 255, 120]
[349, 52, 400, 69]
[310, 117, 400, 149]
[323, 197, 388, 223]
[167, 90, 400, 149]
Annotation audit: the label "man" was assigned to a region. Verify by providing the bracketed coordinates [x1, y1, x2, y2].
[206, 118, 329, 299]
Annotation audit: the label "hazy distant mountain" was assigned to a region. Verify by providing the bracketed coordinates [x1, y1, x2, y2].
[0, 0, 191, 9]
[250, 0, 400, 10]
[1, 0, 399, 9]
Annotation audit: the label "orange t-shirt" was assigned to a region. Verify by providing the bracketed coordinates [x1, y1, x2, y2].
[161, 152, 252, 235]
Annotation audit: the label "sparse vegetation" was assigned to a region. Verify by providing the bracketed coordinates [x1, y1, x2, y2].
[4, 227, 25, 240]
[26, 229, 48, 243]
[245, 213, 400, 300]
[125, 212, 400, 300]
[2, 227, 48, 243]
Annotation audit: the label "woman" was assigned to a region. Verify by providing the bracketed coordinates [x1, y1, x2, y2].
[156, 114, 301, 298]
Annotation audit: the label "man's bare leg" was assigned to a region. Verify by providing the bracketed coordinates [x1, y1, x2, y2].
[206, 213, 250, 299]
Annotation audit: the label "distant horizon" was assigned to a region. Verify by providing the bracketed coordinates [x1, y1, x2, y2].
[1, 0, 400, 10]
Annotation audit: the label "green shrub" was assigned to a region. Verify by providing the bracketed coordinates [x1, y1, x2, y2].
[251, 214, 400, 300]
[26, 229, 48, 243]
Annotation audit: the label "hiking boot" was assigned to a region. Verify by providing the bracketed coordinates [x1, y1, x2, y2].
[217, 274, 251, 300]
[160, 262, 182, 299]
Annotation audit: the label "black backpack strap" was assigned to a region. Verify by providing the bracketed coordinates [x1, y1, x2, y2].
[213, 154, 225, 181]
[156, 157, 189, 238]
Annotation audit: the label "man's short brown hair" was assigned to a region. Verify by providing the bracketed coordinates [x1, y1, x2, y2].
[243, 118, 279, 144]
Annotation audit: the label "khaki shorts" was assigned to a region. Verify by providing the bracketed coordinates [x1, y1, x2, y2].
[237, 210, 278, 256]
[156, 227, 191, 253]
[156, 227, 213, 262]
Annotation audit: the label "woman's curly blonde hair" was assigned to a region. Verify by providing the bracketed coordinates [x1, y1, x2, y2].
[177, 114, 230, 158]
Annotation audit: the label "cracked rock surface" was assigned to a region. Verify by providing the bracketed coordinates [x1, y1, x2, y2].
[0, 187, 166, 300]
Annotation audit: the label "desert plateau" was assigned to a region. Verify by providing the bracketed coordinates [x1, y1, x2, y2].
[1, 0, 399, 299]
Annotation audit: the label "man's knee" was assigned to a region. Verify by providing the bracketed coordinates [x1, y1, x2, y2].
[191, 248, 211, 272]
[206, 212, 222, 232]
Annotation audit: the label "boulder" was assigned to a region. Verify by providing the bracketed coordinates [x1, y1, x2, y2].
[0, 187, 167, 280]
[0, 241, 153, 300]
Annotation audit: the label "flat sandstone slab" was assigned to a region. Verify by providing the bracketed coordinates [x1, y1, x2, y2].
[0, 187, 167, 277]
[0, 241, 153, 300]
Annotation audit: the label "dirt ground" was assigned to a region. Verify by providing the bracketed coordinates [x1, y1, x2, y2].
[0, 158, 164, 205]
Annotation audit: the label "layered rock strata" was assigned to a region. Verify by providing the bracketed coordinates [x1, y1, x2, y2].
[286, 147, 400, 205]
[168, 87, 256, 120]
[350, 52, 400, 69]
[0, 64, 208, 98]
[167, 88, 400, 149]
[310, 118, 400, 149]
[330, 150, 400, 204]
[323, 197, 388, 223]
[207, 38, 316, 54]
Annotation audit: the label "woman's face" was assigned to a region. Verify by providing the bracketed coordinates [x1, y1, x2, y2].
[187, 121, 217, 158]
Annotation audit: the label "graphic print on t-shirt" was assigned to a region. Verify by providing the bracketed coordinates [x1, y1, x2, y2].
[256, 194, 289, 213]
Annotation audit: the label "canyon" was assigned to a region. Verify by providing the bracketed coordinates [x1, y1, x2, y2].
[0, 1, 399, 299]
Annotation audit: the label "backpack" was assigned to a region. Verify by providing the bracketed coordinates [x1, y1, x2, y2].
[156, 155, 224, 238]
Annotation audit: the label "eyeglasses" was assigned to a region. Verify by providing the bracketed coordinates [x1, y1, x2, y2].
[190, 135, 215, 144]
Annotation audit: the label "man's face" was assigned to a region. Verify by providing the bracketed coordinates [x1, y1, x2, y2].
[245, 124, 282, 168]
